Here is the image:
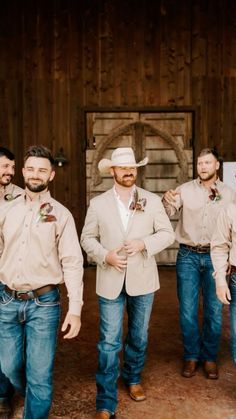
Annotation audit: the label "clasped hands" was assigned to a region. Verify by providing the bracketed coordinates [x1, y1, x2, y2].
[105, 239, 145, 272]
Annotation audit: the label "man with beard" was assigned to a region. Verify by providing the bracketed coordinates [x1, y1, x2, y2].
[0, 147, 23, 418]
[162, 148, 236, 380]
[81, 147, 174, 419]
[0, 147, 23, 202]
[0, 145, 84, 419]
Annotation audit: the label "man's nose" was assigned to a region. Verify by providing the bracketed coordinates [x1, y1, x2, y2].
[6, 166, 14, 175]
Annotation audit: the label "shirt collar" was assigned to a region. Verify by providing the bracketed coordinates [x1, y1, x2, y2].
[23, 189, 52, 204]
[113, 185, 136, 200]
[196, 177, 221, 188]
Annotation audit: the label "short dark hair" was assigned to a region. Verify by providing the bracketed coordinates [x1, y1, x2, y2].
[0, 146, 15, 161]
[24, 145, 55, 166]
[198, 147, 222, 163]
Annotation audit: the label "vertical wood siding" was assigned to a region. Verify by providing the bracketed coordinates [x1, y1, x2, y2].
[0, 0, 236, 234]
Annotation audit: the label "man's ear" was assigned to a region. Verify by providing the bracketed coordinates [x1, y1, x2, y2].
[49, 170, 56, 182]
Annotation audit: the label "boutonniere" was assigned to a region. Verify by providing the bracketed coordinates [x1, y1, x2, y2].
[129, 190, 147, 212]
[209, 187, 222, 202]
[37, 202, 57, 222]
[4, 193, 21, 201]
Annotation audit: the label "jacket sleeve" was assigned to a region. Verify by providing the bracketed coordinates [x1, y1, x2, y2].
[80, 202, 108, 267]
[143, 197, 175, 257]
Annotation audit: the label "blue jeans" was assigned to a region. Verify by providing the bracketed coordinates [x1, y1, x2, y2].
[176, 246, 222, 361]
[229, 273, 236, 363]
[0, 283, 14, 402]
[96, 288, 154, 414]
[0, 288, 61, 419]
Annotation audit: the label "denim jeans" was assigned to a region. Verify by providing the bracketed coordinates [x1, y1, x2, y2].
[96, 288, 154, 414]
[229, 273, 236, 363]
[0, 282, 14, 402]
[0, 287, 61, 419]
[176, 246, 222, 361]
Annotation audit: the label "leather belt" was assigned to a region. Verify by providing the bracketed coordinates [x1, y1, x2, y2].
[231, 265, 236, 274]
[180, 243, 210, 254]
[4, 284, 58, 300]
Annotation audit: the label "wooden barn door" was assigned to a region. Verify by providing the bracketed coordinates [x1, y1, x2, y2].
[85, 110, 194, 265]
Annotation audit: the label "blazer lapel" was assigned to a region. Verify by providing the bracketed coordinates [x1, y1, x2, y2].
[105, 189, 126, 236]
[125, 187, 145, 237]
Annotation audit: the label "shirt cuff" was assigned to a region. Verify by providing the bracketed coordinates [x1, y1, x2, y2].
[68, 301, 83, 316]
[214, 275, 228, 288]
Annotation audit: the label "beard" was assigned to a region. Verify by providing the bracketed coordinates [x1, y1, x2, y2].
[113, 172, 136, 188]
[198, 171, 217, 182]
[25, 179, 50, 193]
[0, 174, 13, 186]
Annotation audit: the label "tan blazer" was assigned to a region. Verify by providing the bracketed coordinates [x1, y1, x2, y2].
[81, 187, 175, 299]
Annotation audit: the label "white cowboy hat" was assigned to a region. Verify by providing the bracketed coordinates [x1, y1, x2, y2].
[98, 147, 148, 174]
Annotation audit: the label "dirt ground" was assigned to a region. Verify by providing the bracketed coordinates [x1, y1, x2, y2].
[50, 267, 236, 419]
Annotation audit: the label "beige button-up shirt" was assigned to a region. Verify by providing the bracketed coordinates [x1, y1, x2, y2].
[211, 203, 236, 287]
[0, 183, 23, 204]
[0, 190, 84, 315]
[162, 178, 236, 246]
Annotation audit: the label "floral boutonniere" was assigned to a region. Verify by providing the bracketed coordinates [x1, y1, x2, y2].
[209, 187, 222, 203]
[37, 202, 57, 222]
[4, 193, 21, 201]
[129, 190, 147, 212]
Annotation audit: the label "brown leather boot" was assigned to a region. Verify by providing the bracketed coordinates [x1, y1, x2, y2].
[203, 361, 219, 379]
[182, 360, 198, 378]
[128, 384, 146, 401]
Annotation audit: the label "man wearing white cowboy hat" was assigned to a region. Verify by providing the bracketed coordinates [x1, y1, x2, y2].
[81, 147, 175, 418]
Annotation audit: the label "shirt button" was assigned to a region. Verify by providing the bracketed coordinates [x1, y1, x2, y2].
[25, 224, 28, 227]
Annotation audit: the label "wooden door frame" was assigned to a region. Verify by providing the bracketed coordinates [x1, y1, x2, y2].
[78, 106, 199, 240]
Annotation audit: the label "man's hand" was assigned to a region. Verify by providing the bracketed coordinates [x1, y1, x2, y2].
[105, 247, 127, 272]
[61, 313, 81, 339]
[163, 189, 179, 204]
[123, 239, 145, 256]
[216, 285, 231, 305]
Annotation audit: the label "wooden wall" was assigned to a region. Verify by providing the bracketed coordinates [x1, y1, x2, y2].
[0, 0, 236, 233]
